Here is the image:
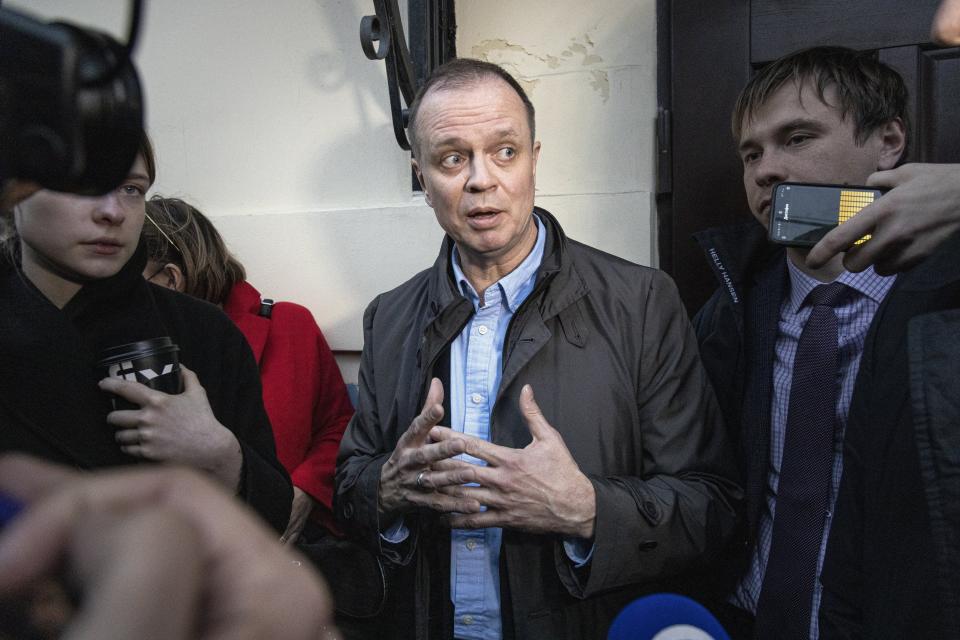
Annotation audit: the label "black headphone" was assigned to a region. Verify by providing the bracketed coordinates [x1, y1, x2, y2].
[0, 2, 144, 195]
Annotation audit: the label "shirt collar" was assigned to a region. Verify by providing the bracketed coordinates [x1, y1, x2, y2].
[451, 214, 546, 312]
[785, 255, 896, 314]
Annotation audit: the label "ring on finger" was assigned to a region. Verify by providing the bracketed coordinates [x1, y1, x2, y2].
[416, 471, 427, 490]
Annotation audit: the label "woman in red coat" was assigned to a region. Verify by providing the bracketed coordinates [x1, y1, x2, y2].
[141, 197, 353, 542]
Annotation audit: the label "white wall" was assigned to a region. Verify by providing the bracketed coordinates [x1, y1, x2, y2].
[18, 1, 658, 383]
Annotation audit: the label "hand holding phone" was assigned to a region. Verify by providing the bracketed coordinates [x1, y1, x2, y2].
[769, 182, 885, 247]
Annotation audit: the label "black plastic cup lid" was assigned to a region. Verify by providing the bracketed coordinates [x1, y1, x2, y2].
[97, 337, 179, 367]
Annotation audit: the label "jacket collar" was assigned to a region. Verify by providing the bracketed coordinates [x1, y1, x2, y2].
[223, 280, 269, 363]
[694, 219, 783, 306]
[61, 241, 150, 322]
[534, 207, 589, 320]
[416, 207, 588, 379]
[424, 206, 585, 324]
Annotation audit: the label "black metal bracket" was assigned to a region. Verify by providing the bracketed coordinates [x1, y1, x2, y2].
[360, 0, 418, 150]
[361, 0, 456, 152]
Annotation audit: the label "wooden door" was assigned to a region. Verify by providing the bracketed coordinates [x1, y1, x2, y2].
[658, 0, 960, 314]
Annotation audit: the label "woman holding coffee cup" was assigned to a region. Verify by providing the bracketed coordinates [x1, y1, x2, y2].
[0, 134, 293, 533]
[141, 197, 354, 545]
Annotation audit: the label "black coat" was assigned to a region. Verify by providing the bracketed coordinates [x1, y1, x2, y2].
[0, 245, 292, 532]
[692, 219, 786, 580]
[336, 208, 741, 639]
[818, 231, 960, 639]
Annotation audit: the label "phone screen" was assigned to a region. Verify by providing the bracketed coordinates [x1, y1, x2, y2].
[768, 182, 883, 247]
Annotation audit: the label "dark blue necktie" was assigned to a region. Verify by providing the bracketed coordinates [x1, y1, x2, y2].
[754, 282, 848, 639]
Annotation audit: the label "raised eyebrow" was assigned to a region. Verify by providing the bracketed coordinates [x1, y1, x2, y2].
[492, 127, 522, 140]
[432, 128, 523, 149]
[433, 136, 464, 150]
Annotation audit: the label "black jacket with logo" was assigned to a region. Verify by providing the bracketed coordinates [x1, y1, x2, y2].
[692, 218, 786, 568]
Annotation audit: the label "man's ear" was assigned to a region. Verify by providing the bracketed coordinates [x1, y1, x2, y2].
[412, 158, 431, 207]
[161, 263, 185, 292]
[876, 117, 907, 170]
[531, 141, 541, 180]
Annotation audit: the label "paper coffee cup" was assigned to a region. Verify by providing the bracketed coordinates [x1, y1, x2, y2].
[98, 337, 183, 410]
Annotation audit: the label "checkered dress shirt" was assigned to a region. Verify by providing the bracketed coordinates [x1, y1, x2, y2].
[733, 258, 895, 639]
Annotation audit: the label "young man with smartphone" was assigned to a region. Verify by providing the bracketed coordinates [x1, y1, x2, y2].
[691, 46, 907, 639]
[814, 2, 960, 634]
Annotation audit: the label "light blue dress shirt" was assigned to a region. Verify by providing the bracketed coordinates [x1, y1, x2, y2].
[445, 218, 545, 639]
[732, 258, 895, 639]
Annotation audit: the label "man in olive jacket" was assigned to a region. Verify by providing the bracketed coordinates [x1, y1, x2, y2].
[335, 58, 740, 640]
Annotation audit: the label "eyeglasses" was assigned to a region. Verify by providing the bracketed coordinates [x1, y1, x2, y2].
[144, 210, 182, 256]
[143, 211, 183, 284]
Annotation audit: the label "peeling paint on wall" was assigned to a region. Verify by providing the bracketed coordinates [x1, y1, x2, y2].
[471, 38, 553, 66]
[471, 38, 522, 56]
[589, 70, 610, 102]
[517, 77, 541, 96]
[470, 32, 609, 100]
[558, 36, 604, 68]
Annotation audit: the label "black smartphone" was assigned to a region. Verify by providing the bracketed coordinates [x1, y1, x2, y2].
[768, 182, 885, 247]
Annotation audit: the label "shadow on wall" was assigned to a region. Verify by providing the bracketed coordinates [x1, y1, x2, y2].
[209, 1, 441, 349]
[286, 1, 436, 341]
[303, 0, 413, 208]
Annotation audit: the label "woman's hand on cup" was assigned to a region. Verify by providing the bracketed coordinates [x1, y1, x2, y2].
[102, 365, 243, 491]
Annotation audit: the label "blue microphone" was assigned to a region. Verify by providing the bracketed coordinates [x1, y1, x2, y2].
[608, 593, 731, 640]
[0, 493, 23, 530]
